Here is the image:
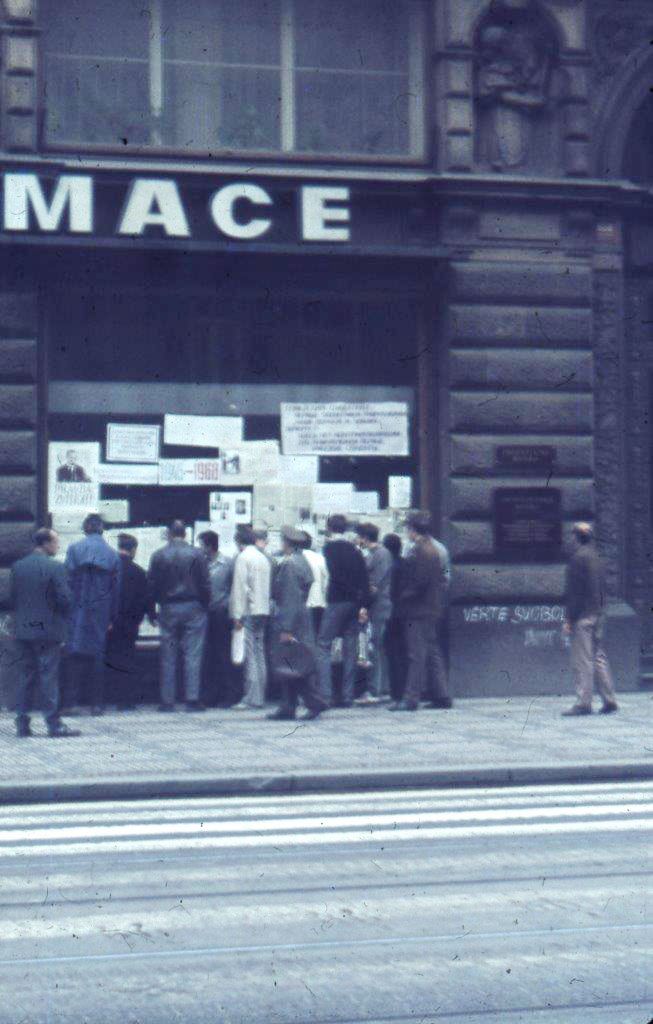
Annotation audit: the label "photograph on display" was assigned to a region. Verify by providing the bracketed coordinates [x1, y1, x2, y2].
[209, 490, 252, 524]
[48, 442, 100, 511]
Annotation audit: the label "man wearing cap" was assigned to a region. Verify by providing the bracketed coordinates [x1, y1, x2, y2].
[390, 511, 450, 712]
[562, 522, 618, 716]
[267, 526, 325, 721]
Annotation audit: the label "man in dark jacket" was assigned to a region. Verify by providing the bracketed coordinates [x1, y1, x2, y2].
[198, 529, 236, 707]
[267, 526, 325, 721]
[62, 513, 121, 716]
[316, 514, 370, 708]
[148, 520, 210, 712]
[105, 533, 152, 710]
[390, 511, 450, 712]
[10, 528, 80, 738]
[382, 533, 406, 702]
[562, 522, 618, 716]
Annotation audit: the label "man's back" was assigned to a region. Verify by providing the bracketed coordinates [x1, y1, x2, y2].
[324, 538, 370, 606]
[149, 540, 210, 607]
[230, 544, 271, 619]
[117, 557, 149, 626]
[566, 544, 604, 624]
[367, 544, 393, 616]
[11, 551, 71, 642]
[398, 537, 446, 620]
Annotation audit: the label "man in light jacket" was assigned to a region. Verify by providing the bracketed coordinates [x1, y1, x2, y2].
[229, 524, 271, 709]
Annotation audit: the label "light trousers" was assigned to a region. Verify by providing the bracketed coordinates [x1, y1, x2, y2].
[243, 615, 268, 707]
[571, 615, 616, 708]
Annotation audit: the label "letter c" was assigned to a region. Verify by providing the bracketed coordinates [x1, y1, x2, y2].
[210, 184, 272, 240]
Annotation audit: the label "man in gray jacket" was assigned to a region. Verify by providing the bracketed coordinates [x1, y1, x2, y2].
[354, 522, 393, 705]
[148, 521, 211, 712]
[562, 522, 618, 716]
[11, 528, 80, 738]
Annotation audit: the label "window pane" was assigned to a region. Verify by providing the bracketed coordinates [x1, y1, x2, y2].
[218, 69, 282, 150]
[45, 55, 150, 146]
[42, 0, 149, 59]
[296, 71, 410, 155]
[295, 0, 410, 72]
[164, 0, 280, 66]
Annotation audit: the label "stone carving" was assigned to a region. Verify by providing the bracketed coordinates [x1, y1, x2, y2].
[475, 0, 561, 171]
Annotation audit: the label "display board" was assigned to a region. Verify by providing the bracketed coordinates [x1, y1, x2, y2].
[281, 402, 409, 457]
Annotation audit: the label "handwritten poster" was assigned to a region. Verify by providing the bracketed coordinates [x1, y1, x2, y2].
[106, 423, 160, 463]
[281, 402, 409, 457]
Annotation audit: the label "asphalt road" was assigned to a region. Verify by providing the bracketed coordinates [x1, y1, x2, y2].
[0, 781, 651, 1024]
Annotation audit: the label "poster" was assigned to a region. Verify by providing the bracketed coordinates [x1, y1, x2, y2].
[49, 442, 100, 511]
[253, 483, 285, 529]
[276, 455, 319, 485]
[106, 423, 160, 463]
[158, 459, 221, 486]
[209, 490, 252, 524]
[311, 482, 354, 515]
[98, 463, 159, 486]
[220, 440, 280, 486]
[98, 499, 130, 523]
[388, 475, 412, 509]
[164, 414, 243, 448]
[281, 402, 409, 457]
[349, 491, 380, 515]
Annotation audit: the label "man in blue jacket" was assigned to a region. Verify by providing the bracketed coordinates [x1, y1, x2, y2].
[62, 513, 121, 715]
[11, 528, 80, 737]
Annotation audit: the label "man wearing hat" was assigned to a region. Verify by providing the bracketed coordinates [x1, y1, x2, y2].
[562, 522, 618, 716]
[267, 526, 325, 721]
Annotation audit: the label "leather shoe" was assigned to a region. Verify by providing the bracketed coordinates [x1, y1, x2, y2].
[424, 697, 453, 709]
[599, 700, 619, 714]
[16, 720, 33, 738]
[299, 708, 322, 721]
[266, 708, 295, 721]
[388, 700, 418, 712]
[561, 704, 592, 716]
[185, 701, 206, 712]
[48, 722, 81, 738]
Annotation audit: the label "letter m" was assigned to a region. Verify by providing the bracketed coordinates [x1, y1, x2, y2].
[4, 173, 93, 232]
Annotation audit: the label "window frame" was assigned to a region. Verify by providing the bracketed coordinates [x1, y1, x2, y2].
[39, 0, 430, 166]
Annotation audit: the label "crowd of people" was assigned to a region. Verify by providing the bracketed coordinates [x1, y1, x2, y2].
[8, 510, 618, 738]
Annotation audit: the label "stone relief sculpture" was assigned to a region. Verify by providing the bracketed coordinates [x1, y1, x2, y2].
[475, 0, 560, 172]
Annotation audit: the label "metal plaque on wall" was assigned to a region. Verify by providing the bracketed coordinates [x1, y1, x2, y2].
[493, 487, 562, 562]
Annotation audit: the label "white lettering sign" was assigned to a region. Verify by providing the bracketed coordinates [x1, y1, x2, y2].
[282, 403, 409, 457]
[158, 459, 221, 486]
[210, 183, 272, 240]
[5, 173, 93, 233]
[118, 179, 190, 237]
[301, 186, 350, 242]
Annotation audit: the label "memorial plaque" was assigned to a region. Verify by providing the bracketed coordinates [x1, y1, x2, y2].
[494, 487, 562, 562]
[496, 445, 556, 471]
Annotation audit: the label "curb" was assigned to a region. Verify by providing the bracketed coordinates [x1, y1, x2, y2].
[1, 761, 652, 805]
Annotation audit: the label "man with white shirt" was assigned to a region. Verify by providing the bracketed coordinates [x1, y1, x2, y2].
[229, 524, 271, 709]
[300, 531, 328, 638]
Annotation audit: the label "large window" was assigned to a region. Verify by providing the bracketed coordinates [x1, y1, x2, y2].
[42, 0, 426, 159]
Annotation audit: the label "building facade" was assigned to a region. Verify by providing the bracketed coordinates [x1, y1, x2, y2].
[0, 0, 651, 697]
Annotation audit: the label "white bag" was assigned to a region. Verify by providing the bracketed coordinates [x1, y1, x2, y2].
[231, 626, 245, 666]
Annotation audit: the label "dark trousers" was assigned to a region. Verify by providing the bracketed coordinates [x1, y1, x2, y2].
[159, 601, 207, 705]
[15, 639, 61, 727]
[403, 617, 449, 706]
[203, 607, 238, 706]
[105, 626, 140, 707]
[277, 671, 323, 715]
[62, 651, 105, 709]
[316, 601, 358, 705]
[384, 618, 406, 701]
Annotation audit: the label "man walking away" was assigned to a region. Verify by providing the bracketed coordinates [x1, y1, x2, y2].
[229, 524, 271, 709]
[390, 511, 450, 712]
[105, 533, 152, 710]
[382, 533, 407, 702]
[354, 522, 393, 705]
[11, 528, 80, 738]
[148, 520, 210, 712]
[198, 530, 236, 706]
[562, 522, 618, 716]
[267, 526, 325, 721]
[316, 514, 370, 708]
[301, 531, 328, 638]
[63, 513, 121, 716]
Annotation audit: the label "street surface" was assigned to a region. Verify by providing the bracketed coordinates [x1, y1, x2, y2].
[0, 781, 651, 1023]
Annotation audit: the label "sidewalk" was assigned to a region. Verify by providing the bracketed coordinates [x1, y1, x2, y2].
[1, 694, 652, 804]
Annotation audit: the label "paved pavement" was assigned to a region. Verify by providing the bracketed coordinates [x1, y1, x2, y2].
[1, 693, 652, 801]
[1, 781, 651, 1022]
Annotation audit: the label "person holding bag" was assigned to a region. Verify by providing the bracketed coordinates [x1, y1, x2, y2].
[267, 526, 326, 722]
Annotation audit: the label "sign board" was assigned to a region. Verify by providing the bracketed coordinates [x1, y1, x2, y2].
[388, 475, 412, 509]
[164, 414, 243, 449]
[106, 423, 160, 463]
[158, 459, 221, 486]
[496, 445, 557, 471]
[494, 488, 562, 562]
[281, 402, 409, 457]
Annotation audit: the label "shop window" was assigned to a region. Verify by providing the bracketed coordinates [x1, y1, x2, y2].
[41, 0, 426, 160]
